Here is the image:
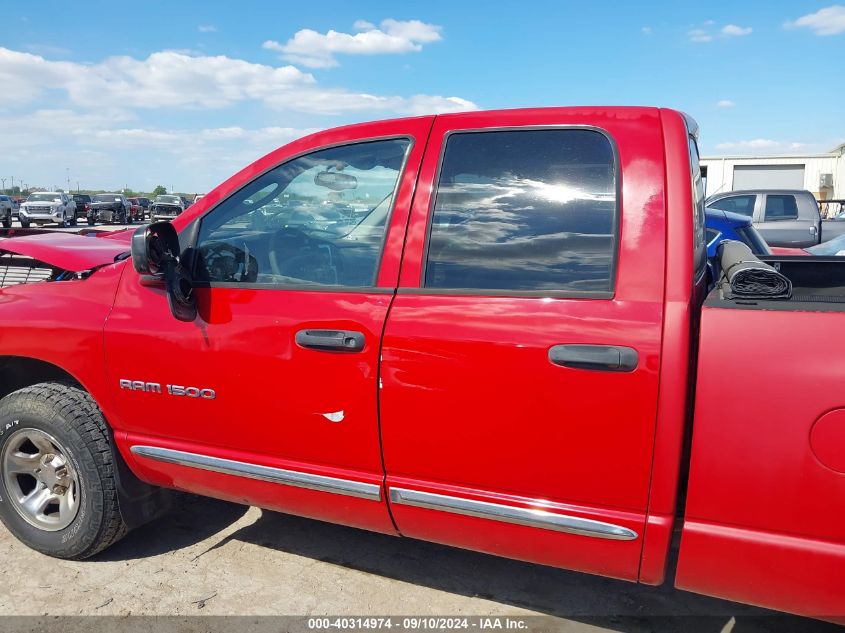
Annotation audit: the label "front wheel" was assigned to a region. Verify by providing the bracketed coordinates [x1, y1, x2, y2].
[87, 216, 96, 226]
[0, 383, 127, 559]
[20, 219, 30, 228]
[57, 212, 68, 228]
[2, 218, 10, 228]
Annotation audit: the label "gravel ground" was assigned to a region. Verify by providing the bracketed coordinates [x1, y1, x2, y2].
[0, 494, 837, 633]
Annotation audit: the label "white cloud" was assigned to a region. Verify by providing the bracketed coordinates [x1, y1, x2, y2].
[721, 24, 752, 36]
[688, 28, 713, 42]
[263, 18, 442, 68]
[689, 22, 753, 42]
[0, 108, 319, 191]
[641, 26, 653, 35]
[713, 139, 827, 154]
[0, 47, 475, 116]
[198, 25, 217, 33]
[716, 99, 736, 108]
[785, 5, 845, 35]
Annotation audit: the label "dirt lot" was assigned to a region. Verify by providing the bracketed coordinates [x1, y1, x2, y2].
[0, 494, 837, 632]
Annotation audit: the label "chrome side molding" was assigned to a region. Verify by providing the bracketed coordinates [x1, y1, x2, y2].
[389, 487, 638, 541]
[130, 445, 382, 501]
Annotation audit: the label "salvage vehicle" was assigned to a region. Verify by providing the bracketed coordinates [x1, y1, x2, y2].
[704, 208, 770, 257]
[88, 193, 131, 226]
[0, 108, 842, 623]
[127, 198, 145, 222]
[18, 192, 77, 228]
[706, 189, 845, 248]
[150, 194, 185, 221]
[0, 195, 13, 228]
[71, 194, 92, 221]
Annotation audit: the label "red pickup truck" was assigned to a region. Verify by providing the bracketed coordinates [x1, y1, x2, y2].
[0, 107, 843, 622]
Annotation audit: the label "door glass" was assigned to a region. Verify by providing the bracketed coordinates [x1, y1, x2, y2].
[707, 195, 756, 217]
[194, 138, 410, 287]
[424, 129, 617, 294]
[764, 195, 799, 221]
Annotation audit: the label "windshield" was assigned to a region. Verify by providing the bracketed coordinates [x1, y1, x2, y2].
[93, 195, 121, 202]
[27, 193, 61, 202]
[807, 234, 845, 256]
[155, 195, 181, 204]
[736, 226, 771, 256]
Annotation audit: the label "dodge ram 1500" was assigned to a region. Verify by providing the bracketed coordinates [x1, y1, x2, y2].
[0, 107, 842, 622]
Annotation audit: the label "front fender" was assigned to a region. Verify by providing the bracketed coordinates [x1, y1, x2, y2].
[0, 260, 127, 425]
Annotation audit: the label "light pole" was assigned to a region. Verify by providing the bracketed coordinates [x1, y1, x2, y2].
[0, 178, 5, 194]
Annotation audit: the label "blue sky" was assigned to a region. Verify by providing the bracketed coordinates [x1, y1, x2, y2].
[0, 0, 843, 193]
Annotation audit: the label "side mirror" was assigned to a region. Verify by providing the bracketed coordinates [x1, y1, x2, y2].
[131, 222, 197, 322]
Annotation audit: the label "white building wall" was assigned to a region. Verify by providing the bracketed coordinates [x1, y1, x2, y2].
[701, 152, 844, 200]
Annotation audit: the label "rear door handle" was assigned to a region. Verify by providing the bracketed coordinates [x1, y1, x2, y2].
[295, 329, 365, 352]
[549, 344, 638, 372]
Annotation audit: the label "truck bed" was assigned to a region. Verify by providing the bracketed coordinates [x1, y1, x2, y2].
[676, 258, 845, 618]
[710, 256, 845, 306]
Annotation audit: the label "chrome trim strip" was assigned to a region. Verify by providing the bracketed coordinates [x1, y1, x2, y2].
[130, 445, 381, 501]
[388, 487, 637, 541]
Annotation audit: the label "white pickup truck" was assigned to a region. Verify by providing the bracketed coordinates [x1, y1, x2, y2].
[18, 192, 77, 228]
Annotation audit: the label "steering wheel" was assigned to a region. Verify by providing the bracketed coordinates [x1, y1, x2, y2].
[268, 227, 314, 278]
[200, 241, 257, 283]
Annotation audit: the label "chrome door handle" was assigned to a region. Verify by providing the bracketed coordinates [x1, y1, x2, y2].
[295, 329, 365, 352]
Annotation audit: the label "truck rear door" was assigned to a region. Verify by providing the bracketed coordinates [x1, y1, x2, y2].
[379, 108, 668, 581]
[755, 192, 818, 248]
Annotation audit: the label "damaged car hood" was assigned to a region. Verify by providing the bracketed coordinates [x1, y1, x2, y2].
[0, 230, 133, 272]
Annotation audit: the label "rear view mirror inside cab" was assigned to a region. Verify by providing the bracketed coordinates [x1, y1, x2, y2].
[314, 170, 358, 191]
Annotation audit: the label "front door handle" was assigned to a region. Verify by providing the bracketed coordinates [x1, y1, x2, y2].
[549, 344, 638, 372]
[295, 329, 365, 352]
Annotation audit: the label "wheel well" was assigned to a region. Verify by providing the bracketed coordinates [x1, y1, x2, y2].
[0, 355, 175, 529]
[0, 356, 80, 400]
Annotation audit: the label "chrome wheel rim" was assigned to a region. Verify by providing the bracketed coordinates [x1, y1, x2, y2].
[1, 429, 80, 531]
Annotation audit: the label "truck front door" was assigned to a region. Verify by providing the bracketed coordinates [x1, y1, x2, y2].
[379, 109, 668, 581]
[104, 117, 432, 534]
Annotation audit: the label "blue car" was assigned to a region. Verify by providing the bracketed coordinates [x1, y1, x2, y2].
[705, 208, 771, 258]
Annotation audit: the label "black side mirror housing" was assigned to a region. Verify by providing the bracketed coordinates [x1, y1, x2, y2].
[131, 222, 197, 322]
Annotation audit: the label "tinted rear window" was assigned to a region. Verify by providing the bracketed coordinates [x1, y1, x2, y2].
[424, 129, 617, 294]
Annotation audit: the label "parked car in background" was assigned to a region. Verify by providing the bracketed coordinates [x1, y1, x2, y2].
[135, 197, 152, 219]
[150, 194, 185, 221]
[706, 189, 845, 248]
[71, 194, 92, 221]
[127, 198, 144, 222]
[704, 208, 770, 258]
[0, 195, 13, 228]
[88, 193, 131, 225]
[18, 192, 77, 228]
[193, 193, 205, 204]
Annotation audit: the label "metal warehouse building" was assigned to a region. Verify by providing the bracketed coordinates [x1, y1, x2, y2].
[702, 143, 845, 213]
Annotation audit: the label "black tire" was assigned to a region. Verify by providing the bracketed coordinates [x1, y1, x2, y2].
[2, 219, 10, 228]
[57, 212, 68, 228]
[70, 215, 77, 227]
[87, 216, 96, 226]
[0, 382, 127, 559]
[20, 219, 30, 228]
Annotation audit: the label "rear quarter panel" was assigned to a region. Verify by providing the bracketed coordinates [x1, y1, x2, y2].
[676, 301, 845, 620]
